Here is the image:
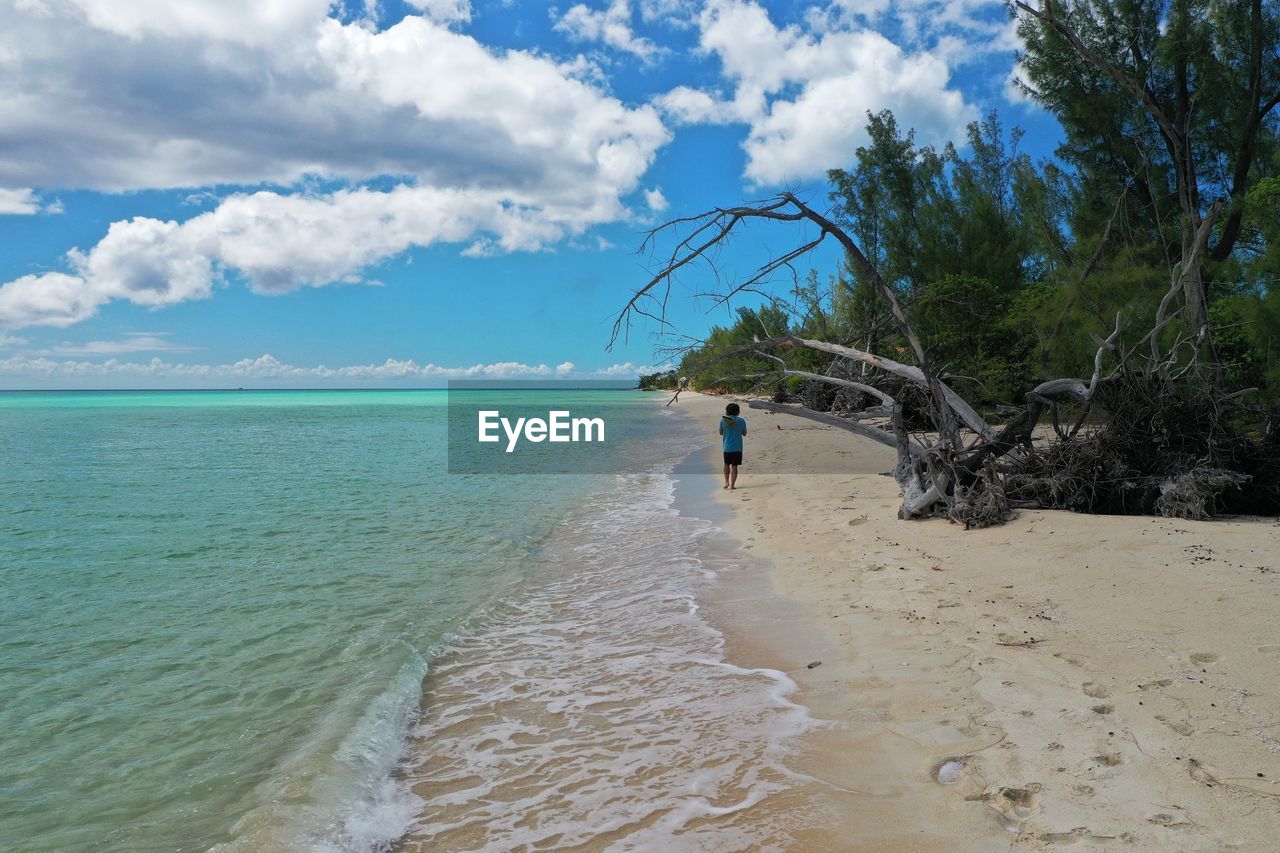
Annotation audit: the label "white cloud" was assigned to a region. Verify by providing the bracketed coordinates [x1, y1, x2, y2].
[0, 188, 39, 215]
[1, 182, 666, 329]
[644, 187, 668, 212]
[35, 333, 194, 356]
[637, 0, 697, 26]
[0, 353, 656, 387]
[1005, 54, 1038, 106]
[656, 0, 989, 184]
[554, 0, 663, 60]
[0, 4, 671, 330]
[0, 187, 57, 215]
[809, 0, 892, 26]
[0, 273, 101, 328]
[809, 0, 1011, 49]
[654, 86, 736, 125]
[404, 0, 472, 25]
[0, 5, 668, 192]
[595, 361, 666, 376]
[57, 0, 332, 45]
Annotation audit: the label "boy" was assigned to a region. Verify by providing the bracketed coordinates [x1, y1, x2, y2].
[718, 402, 747, 490]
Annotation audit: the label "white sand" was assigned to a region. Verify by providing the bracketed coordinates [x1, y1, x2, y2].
[677, 391, 1280, 850]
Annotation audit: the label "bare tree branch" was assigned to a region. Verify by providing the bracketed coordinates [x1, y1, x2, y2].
[718, 369, 895, 405]
[746, 399, 922, 456]
[772, 335, 995, 441]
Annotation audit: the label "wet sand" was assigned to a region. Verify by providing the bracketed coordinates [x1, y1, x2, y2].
[677, 391, 1280, 850]
[395, 462, 831, 851]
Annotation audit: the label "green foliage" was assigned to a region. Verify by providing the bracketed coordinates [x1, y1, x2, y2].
[822, 110, 1049, 401]
[675, 35, 1280, 403]
[1015, 0, 1280, 275]
[828, 110, 1034, 302]
[913, 275, 1037, 401]
[636, 370, 679, 391]
[1210, 294, 1269, 389]
[676, 304, 805, 393]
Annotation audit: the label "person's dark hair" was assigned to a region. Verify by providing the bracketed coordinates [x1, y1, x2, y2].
[725, 403, 740, 416]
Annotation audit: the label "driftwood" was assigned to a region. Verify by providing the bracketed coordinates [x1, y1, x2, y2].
[746, 399, 922, 456]
[616, 191, 1278, 526]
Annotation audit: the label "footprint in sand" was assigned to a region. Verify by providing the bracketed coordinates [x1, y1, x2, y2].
[982, 785, 1040, 829]
[1155, 715, 1194, 736]
[1189, 651, 1219, 664]
[1037, 826, 1133, 845]
[1148, 812, 1192, 829]
[1090, 704, 1114, 715]
[1082, 682, 1110, 699]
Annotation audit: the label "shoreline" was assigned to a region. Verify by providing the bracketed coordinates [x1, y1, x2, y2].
[394, 400, 825, 850]
[674, 390, 1280, 850]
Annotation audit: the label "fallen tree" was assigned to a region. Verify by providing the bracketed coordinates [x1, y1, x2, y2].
[613, 192, 1280, 527]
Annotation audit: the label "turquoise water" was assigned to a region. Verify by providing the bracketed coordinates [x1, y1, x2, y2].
[0, 390, 667, 851]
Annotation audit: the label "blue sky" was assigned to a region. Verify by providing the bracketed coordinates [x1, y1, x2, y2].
[0, 0, 1063, 388]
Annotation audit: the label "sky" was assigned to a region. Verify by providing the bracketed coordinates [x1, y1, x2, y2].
[0, 0, 1064, 389]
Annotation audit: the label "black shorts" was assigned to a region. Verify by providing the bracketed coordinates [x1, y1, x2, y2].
[723, 451, 743, 466]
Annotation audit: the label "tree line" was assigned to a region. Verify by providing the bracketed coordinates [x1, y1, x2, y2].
[640, 0, 1280, 407]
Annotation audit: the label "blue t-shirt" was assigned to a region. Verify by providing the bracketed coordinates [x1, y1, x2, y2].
[719, 415, 747, 452]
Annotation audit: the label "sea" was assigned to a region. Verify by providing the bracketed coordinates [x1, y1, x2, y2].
[0, 390, 818, 851]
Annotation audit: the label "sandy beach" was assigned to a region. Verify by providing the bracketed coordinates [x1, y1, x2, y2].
[677, 391, 1280, 850]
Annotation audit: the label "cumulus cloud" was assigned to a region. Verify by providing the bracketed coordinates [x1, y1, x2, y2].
[56, 0, 332, 45]
[554, 1, 663, 60]
[656, 0, 986, 184]
[0, 3, 671, 330]
[0, 0, 1016, 334]
[0, 3, 667, 192]
[0, 353, 655, 387]
[594, 361, 667, 376]
[0, 182, 665, 329]
[0, 273, 101, 329]
[654, 86, 737, 125]
[0, 188, 57, 215]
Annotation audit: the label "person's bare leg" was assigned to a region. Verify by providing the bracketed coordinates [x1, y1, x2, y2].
[729, 465, 738, 490]
[723, 462, 730, 489]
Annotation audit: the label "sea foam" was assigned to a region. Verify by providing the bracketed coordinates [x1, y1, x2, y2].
[393, 467, 818, 850]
